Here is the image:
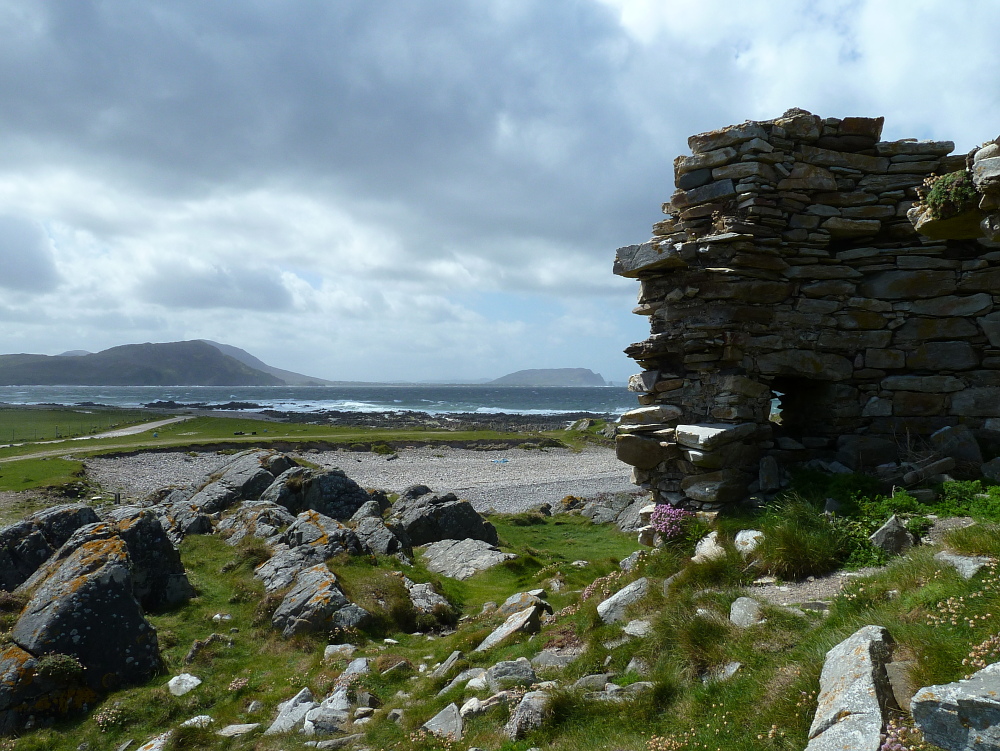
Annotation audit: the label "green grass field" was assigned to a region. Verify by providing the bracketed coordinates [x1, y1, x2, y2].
[0, 406, 152, 444]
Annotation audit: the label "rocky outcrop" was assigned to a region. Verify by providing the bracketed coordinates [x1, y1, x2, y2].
[614, 110, 1000, 510]
[260, 467, 371, 520]
[0, 532, 164, 733]
[271, 564, 370, 637]
[0, 504, 100, 591]
[387, 489, 499, 546]
[217, 500, 296, 546]
[188, 450, 285, 513]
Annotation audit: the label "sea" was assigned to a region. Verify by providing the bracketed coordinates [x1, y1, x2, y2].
[0, 385, 637, 417]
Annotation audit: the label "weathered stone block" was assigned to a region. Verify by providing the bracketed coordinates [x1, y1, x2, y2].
[894, 317, 979, 342]
[951, 387, 1000, 417]
[893, 391, 947, 417]
[907, 343, 978, 371]
[615, 434, 679, 470]
[756, 350, 853, 380]
[688, 123, 767, 153]
[680, 469, 750, 505]
[858, 270, 957, 299]
[613, 243, 686, 278]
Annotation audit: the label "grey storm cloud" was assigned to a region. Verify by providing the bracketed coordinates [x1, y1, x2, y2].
[0, 1, 674, 258]
[139, 261, 293, 311]
[0, 214, 61, 292]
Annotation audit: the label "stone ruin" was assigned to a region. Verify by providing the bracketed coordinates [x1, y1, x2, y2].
[613, 108, 1000, 510]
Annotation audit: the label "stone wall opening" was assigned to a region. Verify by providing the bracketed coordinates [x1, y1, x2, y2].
[613, 109, 1000, 511]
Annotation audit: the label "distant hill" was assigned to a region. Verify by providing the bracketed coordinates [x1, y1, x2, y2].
[490, 368, 607, 387]
[199, 340, 335, 387]
[0, 341, 284, 386]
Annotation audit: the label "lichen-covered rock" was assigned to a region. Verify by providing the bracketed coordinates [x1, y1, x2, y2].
[386, 491, 499, 547]
[485, 658, 537, 692]
[282, 510, 366, 558]
[0, 643, 99, 735]
[402, 577, 451, 615]
[261, 467, 370, 520]
[474, 605, 543, 652]
[217, 501, 296, 546]
[354, 516, 410, 558]
[188, 450, 286, 513]
[0, 504, 100, 591]
[103, 508, 194, 610]
[254, 544, 327, 593]
[271, 564, 370, 637]
[157, 489, 213, 543]
[12, 535, 162, 696]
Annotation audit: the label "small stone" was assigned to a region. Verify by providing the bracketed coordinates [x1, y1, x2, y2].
[167, 673, 202, 697]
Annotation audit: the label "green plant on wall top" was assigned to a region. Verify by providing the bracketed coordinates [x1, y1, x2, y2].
[918, 169, 979, 219]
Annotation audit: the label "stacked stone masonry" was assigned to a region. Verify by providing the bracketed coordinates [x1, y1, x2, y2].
[614, 108, 1000, 510]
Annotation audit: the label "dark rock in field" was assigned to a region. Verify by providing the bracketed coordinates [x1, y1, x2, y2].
[261, 467, 370, 520]
[400, 485, 432, 501]
[912, 662, 1000, 751]
[12, 535, 162, 695]
[421, 538, 515, 580]
[217, 501, 295, 546]
[582, 493, 647, 532]
[102, 508, 195, 610]
[486, 658, 537, 692]
[504, 690, 550, 740]
[18, 515, 193, 613]
[282, 511, 366, 558]
[354, 517, 410, 559]
[387, 492, 499, 547]
[868, 515, 916, 556]
[0, 504, 100, 591]
[271, 564, 370, 638]
[0, 643, 99, 735]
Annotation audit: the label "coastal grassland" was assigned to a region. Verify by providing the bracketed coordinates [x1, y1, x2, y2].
[0, 413, 543, 463]
[11, 464, 1000, 750]
[0, 406, 152, 444]
[0, 457, 86, 495]
[11, 513, 642, 750]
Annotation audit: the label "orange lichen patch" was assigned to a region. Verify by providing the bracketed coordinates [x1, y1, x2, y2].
[0, 645, 37, 691]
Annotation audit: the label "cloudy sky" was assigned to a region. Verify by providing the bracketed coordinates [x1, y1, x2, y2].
[0, 0, 996, 383]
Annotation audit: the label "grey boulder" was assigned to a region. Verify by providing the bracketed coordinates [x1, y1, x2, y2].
[504, 690, 550, 741]
[423, 702, 463, 740]
[0, 503, 100, 591]
[421, 538, 515, 580]
[387, 491, 499, 546]
[261, 467, 371, 520]
[912, 661, 1000, 751]
[868, 515, 916, 556]
[597, 578, 649, 624]
[485, 657, 537, 692]
[805, 625, 894, 751]
[282, 510, 367, 558]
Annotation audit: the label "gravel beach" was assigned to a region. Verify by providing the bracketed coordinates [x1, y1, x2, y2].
[83, 444, 638, 514]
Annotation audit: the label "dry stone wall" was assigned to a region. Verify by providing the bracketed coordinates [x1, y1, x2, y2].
[614, 108, 1000, 510]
